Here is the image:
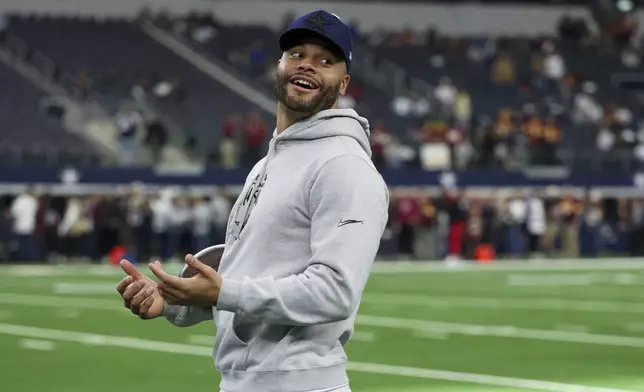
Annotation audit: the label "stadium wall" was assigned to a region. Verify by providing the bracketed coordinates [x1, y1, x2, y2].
[0, 0, 595, 35]
[0, 167, 641, 196]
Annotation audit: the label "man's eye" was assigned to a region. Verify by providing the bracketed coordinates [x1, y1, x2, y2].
[290, 51, 302, 59]
[320, 58, 333, 65]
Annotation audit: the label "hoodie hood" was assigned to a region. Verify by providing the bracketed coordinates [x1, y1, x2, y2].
[274, 108, 372, 157]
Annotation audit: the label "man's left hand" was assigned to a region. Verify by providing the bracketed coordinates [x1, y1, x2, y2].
[148, 254, 223, 307]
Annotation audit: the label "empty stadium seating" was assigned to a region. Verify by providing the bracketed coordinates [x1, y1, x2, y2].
[0, 63, 101, 167]
[5, 15, 274, 153]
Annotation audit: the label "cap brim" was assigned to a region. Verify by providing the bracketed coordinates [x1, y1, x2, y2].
[279, 28, 346, 63]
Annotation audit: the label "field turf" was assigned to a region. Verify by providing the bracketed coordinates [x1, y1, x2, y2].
[1, 259, 644, 391]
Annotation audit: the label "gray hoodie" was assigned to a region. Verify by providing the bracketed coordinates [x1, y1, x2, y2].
[164, 109, 389, 392]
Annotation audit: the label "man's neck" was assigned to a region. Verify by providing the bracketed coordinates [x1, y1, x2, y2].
[276, 103, 311, 135]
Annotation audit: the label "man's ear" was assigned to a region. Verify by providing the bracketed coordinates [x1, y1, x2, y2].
[339, 74, 350, 96]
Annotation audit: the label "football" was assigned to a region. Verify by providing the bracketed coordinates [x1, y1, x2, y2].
[179, 244, 225, 278]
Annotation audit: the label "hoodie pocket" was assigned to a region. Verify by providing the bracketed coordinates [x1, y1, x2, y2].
[244, 324, 296, 370]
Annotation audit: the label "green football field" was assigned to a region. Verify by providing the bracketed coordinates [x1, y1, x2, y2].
[2, 259, 644, 392]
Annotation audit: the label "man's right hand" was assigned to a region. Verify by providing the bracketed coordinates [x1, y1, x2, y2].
[116, 260, 165, 320]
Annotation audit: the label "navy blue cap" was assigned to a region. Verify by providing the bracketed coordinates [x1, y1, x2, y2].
[279, 10, 353, 71]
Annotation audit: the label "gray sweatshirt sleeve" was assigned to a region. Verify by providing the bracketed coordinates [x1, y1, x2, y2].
[217, 155, 388, 325]
[163, 303, 214, 327]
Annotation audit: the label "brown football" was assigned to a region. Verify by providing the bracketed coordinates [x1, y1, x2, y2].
[179, 244, 225, 278]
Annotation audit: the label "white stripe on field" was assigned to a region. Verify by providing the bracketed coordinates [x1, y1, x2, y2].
[362, 293, 644, 314]
[2, 293, 643, 349]
[351, 331, 376, 342]
[0, 323, 634, 392]
[18, 338, 55, 351]
[357, 315, 644, 349]
[0, 293, 122, 311]
[54, 283, 121, 294]
[370, 259, 644, 274]
[346, 362, 636, 392]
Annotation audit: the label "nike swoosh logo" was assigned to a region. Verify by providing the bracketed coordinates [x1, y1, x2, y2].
[338, 219, 364, 227]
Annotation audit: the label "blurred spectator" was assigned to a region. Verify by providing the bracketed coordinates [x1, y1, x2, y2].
[191, 196, 212, 252]
[559, 190, 582, 258]
[415, 194, 438, 260]
[391, 93, 415, 118]
[150, 189, 172, 259]
[371, 120, 391, 170]
[491, 52, 516, 85]
[211, 189, 231, 245]
[596, 127, 615, 153]
[125, 185, 151, 263]
[393, 190, 421, 259]
[446, 190, 467, 260]
[57, 196, 94, 262]
[76, 69, 93, 99]
[219, 114, 240, 168]
[115, 107, 143, 166]
[144, 119, 168, 165]
[541, 117, 562, 165]
[507, 191, 527, 257]
[9, 187, 39, 261]
[542, 41, 566, 91]
[131, 79, 147, 106]
[557, 14, 590, 44]
[453, 88, 472, 127]
[572, 82, 603, 125]
[242, 111, 267, 166]
[525, 190, 546, 257]
[433, 77, 457, 116]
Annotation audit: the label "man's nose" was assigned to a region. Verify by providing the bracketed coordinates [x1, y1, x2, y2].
[297, 62, 315, 72]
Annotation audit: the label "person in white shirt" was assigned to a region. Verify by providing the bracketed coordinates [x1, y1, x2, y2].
[166, 195, 191, 261]
[507, 191, 526, 257]
[150, 189, 173, 260]
[10, 188, 40, 262]
[524, 190, 546, 256]
[210, 188, 232, 245]
[58, 196, 94, 261]
[191, 196, 212, 252]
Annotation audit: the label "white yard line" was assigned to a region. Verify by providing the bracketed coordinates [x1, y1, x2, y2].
[1, 293, 643, 349]
[357, 315, 644, 349]
[371, 259, 644, 274]
[362, 293, 644, 314]
[0, 323, 635, 392]
[18, 338, 55, 351]
[0, 293, 122, 311]
[54, 283, 121, 294]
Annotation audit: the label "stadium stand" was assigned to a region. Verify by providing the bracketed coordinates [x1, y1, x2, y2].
[4, 15, 275, 158]
[0, 62, 101, 167]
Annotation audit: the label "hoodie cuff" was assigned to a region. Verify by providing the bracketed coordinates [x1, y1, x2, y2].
[162, 303, 184, 321]
[217, 278, 242, 313]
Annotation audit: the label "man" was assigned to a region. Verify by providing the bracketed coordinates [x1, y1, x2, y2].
[10, 186, 39, 262]
[116, 10, 388, 392]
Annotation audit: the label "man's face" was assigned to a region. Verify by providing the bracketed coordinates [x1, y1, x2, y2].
[273, 40, 350, 115]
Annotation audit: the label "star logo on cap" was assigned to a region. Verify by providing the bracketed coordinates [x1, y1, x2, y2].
[305, 11, 331, 33]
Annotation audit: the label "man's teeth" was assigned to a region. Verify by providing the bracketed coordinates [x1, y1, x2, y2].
[294, 79, 314, 88]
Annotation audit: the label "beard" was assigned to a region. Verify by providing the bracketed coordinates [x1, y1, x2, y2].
[273, 70, 341, 114]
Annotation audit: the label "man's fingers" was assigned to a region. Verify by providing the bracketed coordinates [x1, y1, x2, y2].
[116, 276, 133, 295]
[148, 262, 183, 287]
[185, 254, 216, 278]
[138, 294, 156, 319]
[120, 259, 145, 280]
[130, 285, 155, 308]
[122, 280, 147, 301]
[158, 284, 184, 303]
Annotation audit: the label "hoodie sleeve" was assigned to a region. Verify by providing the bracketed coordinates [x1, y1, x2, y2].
[217, 154, 389, 325]
[163, 303, 213, 327]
